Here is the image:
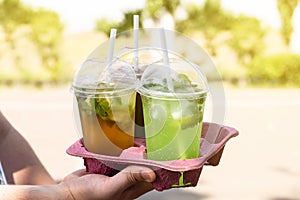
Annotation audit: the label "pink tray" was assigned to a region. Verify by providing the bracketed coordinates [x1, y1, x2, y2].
[67, 122, 238, 191]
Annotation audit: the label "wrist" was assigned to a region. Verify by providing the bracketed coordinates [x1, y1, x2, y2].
[0, 184, 73, 200]
[25, 185, 74, 200]
[52, 184, 75, 200]
[57, 184, 76, 200]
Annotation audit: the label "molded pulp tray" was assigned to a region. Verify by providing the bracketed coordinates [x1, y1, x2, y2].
[66, 122, 238, 191]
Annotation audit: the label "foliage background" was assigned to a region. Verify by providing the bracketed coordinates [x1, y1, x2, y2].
[0, 0, 300, 87]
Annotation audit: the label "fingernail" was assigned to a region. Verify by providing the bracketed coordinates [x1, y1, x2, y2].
[142, 171, 155, 182]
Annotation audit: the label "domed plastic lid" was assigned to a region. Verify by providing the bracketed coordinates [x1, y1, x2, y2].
[71, 57, 136, 97]
[137, 49, 209, 99]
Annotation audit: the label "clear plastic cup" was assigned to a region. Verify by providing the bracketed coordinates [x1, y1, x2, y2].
[117, 47, 165, 138]
[138, 55, 209, 161]
[72, 57, 137, 156]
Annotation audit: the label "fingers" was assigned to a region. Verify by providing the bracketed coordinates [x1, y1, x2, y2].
[124, 181, 154, 199]
[111, 165, 156, 192]
[122, 165, 156, 183]
[61, 166, 155, 200]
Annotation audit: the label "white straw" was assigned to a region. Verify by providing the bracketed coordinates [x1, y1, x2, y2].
[133, 15, 139, 71]
[160, 28, 169, 66]
[104, 28, 117, 83]
[107, 28, 117, 63]
[160, 28, 174, 91]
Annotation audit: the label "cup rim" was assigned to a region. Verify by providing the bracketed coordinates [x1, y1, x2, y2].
[71, 83, 136, 97]
[137, 85, 208, 100]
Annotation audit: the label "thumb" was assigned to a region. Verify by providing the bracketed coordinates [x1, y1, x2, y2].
[111, 165, 156, 190]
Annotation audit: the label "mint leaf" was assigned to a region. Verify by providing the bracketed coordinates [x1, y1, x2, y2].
[94, 98, 111, 117]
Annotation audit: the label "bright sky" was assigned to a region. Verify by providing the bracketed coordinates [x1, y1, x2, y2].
[22, 0, 281, 33]
[221, 0, 281, 27]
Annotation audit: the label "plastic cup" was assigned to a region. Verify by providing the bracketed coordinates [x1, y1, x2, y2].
[72, 58, 136, 156]
[117, 47, 165, 138]
[138, 57, 208, 161]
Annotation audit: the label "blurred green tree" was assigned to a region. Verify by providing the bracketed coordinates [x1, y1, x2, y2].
[0, 0, 65, 84]
[177, 0, 265, 64]
[95, 18, 118, 37]
[95, 10, 142, 37]
[29, 8, 64, 81]
[95, 0, 180, 36]
[0, 0, 31, 67]
[277, 0, 299, 46]
[228, 15, 265, 66]
[145, 0, 180, 21]
[176, 0, 234, 56]
[114, 10, 143, 34]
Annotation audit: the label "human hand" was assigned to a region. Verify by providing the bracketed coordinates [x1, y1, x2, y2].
[60, 165, 156, 200]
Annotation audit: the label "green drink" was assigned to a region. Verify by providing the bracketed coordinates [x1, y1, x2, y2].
[139, 72, 207, 161]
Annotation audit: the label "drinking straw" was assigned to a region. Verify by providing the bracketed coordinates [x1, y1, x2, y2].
[160, 28, 174, 91]
[103, 28, 117, 83]
[133, 15, 139, 71]
[107, 28, 117, 63]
